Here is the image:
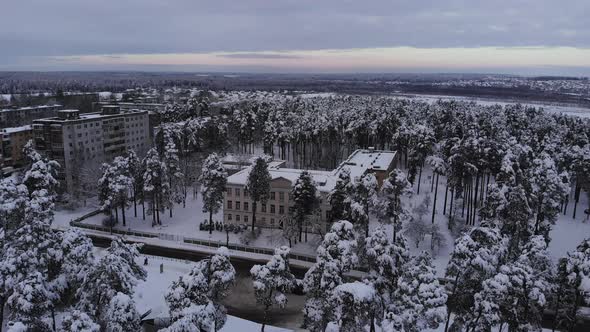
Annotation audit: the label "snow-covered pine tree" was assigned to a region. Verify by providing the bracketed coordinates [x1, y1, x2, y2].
[59, 228, 96, 303]
[77, 238, 146, 318]
[444, 223, 507, 332]
[391, 251, 447, 332]
[246, 156, 272, 232]
[469, 236, 551, 331]
[61, 310, 100, 332]
[552, 238, 590, 332]
[251, 246, 296, 332]
[7, 272, 53, 331]
[291, 170, 320, 242]
[126, 149, 144, 218]
[365, 226, 410, 326]
[105, 292, 142, 332]
[198, 153, 227, 235]
[349, 172, 378, 237]
[163, 131, 184, 217]
[143, 148, 170, 226]
[328, 281, 377, 332]
[329, 168, 352, 223]
[109, 156, 133, 226]
[373, 169, 412, 242]
[303, 220, 358, 332]
[0, 178, 28, 235]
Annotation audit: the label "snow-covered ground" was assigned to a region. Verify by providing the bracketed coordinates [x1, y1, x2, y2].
[132, 252, 293, 331]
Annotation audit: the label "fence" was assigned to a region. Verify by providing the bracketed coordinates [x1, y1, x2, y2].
[70, 210, 317, 263]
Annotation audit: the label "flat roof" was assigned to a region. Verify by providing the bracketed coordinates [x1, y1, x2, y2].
[1, 125, 32, 134]
[227, 149, 396, 193]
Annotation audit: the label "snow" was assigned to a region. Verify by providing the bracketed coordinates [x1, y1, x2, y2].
[334, 281, 376, 301]
[131, 252, 291, 331]
[1, 125, 31, 134]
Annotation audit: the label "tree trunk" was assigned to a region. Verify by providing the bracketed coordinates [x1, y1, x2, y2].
[251, 201, 257, 232]
[115, 207, 119, 224]
[431, 173, 435, 192]
[0, 296, 5, 332]
[417, 166, 423, 195]
[209, 210, 213, 235]
[443, 181, 449, 215]
[142, 200, 146, 220]
[432, 174, 439, 224]
[573, 184, 581, 219]
[472, 174, 480, 225]
[121, 202, 126, 227]
[52, 307, 56, 331]
[134, 195, 137, 217]
[152, 196, 156, 226]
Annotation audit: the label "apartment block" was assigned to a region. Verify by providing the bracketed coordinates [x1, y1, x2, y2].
[0, 104, 62, 127]
[223, 149, 396, 231]
[33, 106, 151, 192]
[0, 125, 33, 175]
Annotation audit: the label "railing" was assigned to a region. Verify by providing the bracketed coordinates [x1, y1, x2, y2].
[70, 210, 317, 263]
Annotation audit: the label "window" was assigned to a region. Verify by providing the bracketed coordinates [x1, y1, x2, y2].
[279, 205, 285, 215]
[279, 192, 285, 201]
[235, 188, 240, 197]
[227, 188, 232, 196]
[261, 217, 266, 224]
[227, 201, 232, 209]
[270, 191, 276, 200]
[236, 215, 240, 222]
[244, 215, 249, 223]
[244, 202, 249, 211]
[228, 214, 232, 221]
[244, 190, 249, 197]
[270, 205, 276, 214]
[261, 204, 267, 213]
[270, 218, 275, 226]
[235, 201, 241, 210]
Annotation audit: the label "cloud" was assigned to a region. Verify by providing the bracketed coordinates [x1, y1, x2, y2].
[217, 53, 302, 59]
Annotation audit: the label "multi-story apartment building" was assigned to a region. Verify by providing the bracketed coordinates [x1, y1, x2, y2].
[223, 149, 396, 231]
[32, 106, 151, 192]
[0, 125, 33, 175]
[0, 104, 62, 128]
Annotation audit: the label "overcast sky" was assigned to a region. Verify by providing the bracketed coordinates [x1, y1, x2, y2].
[1, 0, 589, 74]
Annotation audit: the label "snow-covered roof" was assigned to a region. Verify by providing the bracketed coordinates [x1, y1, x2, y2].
[227, 149, 396, 192]
[1, 125, 32, 134]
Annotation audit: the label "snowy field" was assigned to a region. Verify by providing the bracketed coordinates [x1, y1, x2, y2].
[395, 93, 590, 119]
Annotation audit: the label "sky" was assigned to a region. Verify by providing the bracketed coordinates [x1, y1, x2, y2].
[1, 0, 589, 75]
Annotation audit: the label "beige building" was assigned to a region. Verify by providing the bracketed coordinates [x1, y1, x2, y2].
[33, 106, 151, 192]
[223, 149, 397, 230]
[0, 125, 33, 175]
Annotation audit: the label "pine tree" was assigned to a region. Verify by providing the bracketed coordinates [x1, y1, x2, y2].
[291, 170, 320, 242]
[251, 246, 296, 332]
[328, 281, 377, 332]
[373, 169, 412, 242]
[365, 226, 410, 324]
[143, 148, 170, 226]
[329, 168, 352, 222]
[199, 153, 228, 235]
[391, 251, 447, 332]
[163, 131, 184, 217]
[553, 238, 590, 332]
[77, 238, 146, 318]
[165, 247, 235, 331]
[246, 157, 272, 232]
[105, 292, 142, 332]
[61, 310, 100, 332]
[7, 272, 53, 331]
[126, 149, 144, 218]
[444, 223, 508, 332]
[349, 172, 378, 237]
[303, 220, 358, 331]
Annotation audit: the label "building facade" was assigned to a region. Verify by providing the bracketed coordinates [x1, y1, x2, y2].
[33, 106, 151, 192]
[223, 149, 397, 231]
[0, 105, 62, 128]
[0, 125, 33, 175]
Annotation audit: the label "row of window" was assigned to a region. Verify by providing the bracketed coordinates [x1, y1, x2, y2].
[226, 214, 277, 226]
[226, 200, 286, 214]
[226, 187, 289, 201]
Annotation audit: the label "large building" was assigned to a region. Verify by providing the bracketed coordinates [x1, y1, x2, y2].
[0, 125, 33, 175]
[33, 106, 151, 192]
[0, 104, 63, 128]
[223, 149, 397, 231]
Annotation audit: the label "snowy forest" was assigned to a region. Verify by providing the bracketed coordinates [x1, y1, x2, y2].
[2, 89, 590, 332]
